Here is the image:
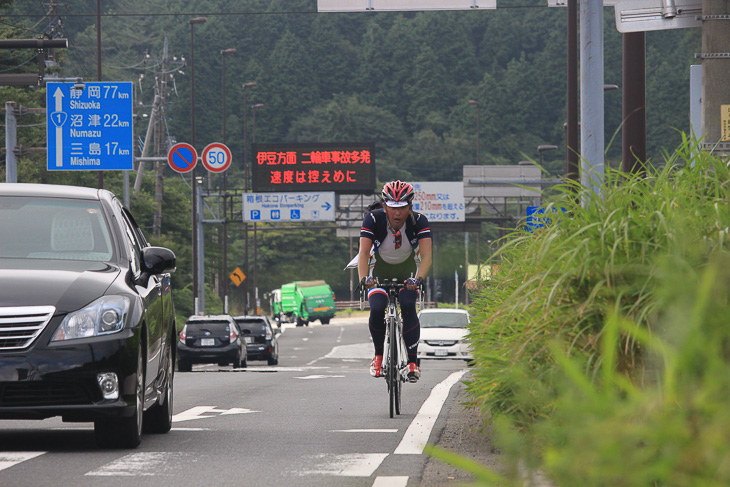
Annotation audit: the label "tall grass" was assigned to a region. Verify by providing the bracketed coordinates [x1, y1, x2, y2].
[465, 137, 730, 485]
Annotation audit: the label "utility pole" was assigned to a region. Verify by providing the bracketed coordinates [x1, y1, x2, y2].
[622, 32, 647, 175]
[701, 0, 730, 156]
[154, 38, 170, 237]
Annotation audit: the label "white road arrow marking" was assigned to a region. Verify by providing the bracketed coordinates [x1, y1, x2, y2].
[172, 406, 260, 423]
[0, 452, 45, 472]
[220, 407, 260, 415]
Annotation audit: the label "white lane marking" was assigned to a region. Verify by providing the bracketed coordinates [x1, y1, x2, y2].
[308, 342, 372, 365]
[373, 476, 409, 487]
[0, 452, 45, 472]
[86, 452, 187, 477]
[172, 406, 260, 423]
[295, 375, 345, 380]
[332, 429, 398, 433]
[337, 325, 345, 343]
[171, 427, 210, 431]
[394, 370, 467, 455]
[301, 453, 388, 477]
[192, 365, 328, 373]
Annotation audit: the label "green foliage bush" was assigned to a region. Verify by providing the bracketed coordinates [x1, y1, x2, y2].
[466, 137, 730, 485]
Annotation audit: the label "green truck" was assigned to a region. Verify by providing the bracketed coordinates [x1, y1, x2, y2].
[273, 280, 336, 326]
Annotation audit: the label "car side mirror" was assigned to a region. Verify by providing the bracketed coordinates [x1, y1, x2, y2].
[141, 246, 176, 275]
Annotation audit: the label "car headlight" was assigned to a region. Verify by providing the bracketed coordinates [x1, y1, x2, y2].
[52, 296, 130, 341]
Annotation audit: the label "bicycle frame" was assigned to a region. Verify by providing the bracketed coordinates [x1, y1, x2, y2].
[361, 278, 417, 418]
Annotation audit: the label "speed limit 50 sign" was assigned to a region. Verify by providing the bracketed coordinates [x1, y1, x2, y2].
[201, 142, 232, 173]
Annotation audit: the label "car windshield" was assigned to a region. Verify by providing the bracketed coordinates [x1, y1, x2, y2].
[187, 320, 230, 328]
[419, 312, 469, 329]
[0, 197, 113, 262]
[235, 319, 267, 335]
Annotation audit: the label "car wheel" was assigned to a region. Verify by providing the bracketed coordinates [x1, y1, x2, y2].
[95, 349, 144, 449]
[233, 352, 242, 368]
[178, 358, 192, 372]
[144, 343, 174, 434]
[240, 353, 247, 369]
[320, 317, 330, 325]
[267, 355, 278, 366]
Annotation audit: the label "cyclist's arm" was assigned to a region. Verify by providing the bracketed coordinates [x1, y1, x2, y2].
[415, 237, 432, 282]
[357, 236, 373, 282]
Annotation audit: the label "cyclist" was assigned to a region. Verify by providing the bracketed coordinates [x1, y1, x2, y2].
[358, 180, 432, 382]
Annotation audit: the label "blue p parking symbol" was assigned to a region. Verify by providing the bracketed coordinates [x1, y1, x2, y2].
[251, 210, 261, 220]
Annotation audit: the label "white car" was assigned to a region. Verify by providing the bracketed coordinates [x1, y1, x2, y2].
[417, 308, 473, 362]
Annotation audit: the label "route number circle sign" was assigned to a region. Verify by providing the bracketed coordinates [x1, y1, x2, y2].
[168, 143, 198, 173]
[201, 143, 232, 173]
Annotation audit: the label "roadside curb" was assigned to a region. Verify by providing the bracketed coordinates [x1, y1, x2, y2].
[420, 376, 503, 486]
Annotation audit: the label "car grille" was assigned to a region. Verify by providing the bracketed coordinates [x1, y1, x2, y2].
[0, 306, 55, 350]
[425, 340, 458, 347]
[0, 382, 91, 407]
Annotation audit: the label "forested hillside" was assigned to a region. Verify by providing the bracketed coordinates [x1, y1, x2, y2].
[0, 0, 701, 313]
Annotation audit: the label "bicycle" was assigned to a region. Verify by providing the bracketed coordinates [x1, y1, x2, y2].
[361, 278, 423, 418]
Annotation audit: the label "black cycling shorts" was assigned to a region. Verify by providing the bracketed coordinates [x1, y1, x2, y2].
[372, 258, 416, 284]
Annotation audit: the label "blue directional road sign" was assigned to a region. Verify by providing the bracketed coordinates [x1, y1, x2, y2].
[47, 82, 134, 171]
[242, 192, 336, 222]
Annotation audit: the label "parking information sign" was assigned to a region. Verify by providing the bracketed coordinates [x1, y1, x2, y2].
[47, 82, 134, 171]
[243, 192, 335, 222]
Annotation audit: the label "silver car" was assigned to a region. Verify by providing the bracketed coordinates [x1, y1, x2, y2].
[417, 308, 473, 362]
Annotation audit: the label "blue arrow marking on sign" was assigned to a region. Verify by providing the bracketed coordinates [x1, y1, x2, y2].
[322, 202, 331, 211]
[46, 82, 133, 171]
[251, 210, 261, 220]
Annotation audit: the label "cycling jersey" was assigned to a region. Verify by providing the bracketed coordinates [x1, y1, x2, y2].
[359, 208, 431, 269]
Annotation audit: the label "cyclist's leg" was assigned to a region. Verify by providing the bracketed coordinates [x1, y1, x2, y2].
[368, 288, 388, 377]
[399, 288, 421, 381]
[399, 288, 420, 362]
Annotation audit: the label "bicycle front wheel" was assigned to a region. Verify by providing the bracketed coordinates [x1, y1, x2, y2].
[388, 316, 401, 418]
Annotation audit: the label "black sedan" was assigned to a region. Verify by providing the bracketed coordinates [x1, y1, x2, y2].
[177, 315, 247, 371]
[233, 315, 279, 366]
[0, 183, 177, 449]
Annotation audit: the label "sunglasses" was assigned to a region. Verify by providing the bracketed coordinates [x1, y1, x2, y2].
[394, 230, 402, 249]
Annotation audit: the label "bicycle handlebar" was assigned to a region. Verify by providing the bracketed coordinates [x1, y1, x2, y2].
[358, 278, 425, 311]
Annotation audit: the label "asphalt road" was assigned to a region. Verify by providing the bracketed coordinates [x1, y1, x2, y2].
[0, 315, 475, 487]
